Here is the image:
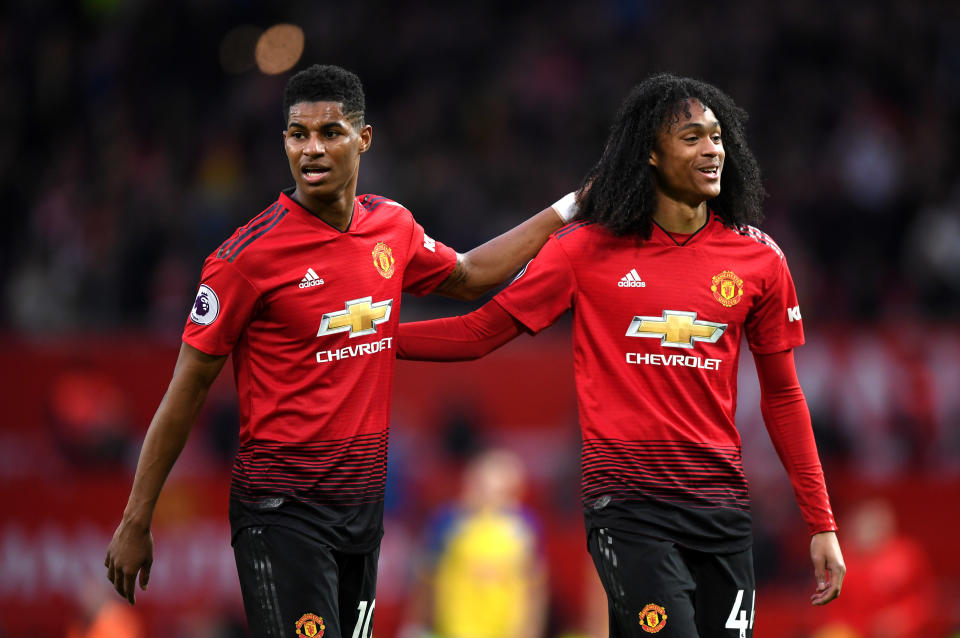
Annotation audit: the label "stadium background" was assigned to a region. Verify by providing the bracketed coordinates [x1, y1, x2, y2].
[2, 0, 959, 636]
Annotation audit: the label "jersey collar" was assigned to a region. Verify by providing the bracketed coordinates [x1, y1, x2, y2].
[649, 209, 721, 246]
[279, 188, 358, 234]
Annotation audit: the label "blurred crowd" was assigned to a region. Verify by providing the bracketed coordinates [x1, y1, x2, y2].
[3, 1, 960, 636]
[2, 0, 959, 335]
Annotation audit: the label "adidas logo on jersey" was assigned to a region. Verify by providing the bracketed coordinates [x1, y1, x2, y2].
[618, 269, 646, 288]
[299, 268, 325, 289]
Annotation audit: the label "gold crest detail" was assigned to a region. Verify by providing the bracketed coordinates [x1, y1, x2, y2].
[372, 242, 395, 279]
[711, 270, 744, 307]
[296, 613, 325, 638]
[639, 603, 668, 633]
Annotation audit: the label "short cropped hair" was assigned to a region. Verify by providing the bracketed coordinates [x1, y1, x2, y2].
[283, 64, 366, 126]
[577, 73, 764, 237]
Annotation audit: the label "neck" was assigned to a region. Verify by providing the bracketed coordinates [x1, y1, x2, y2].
[292, 186, 356, 231]
[652, 192, 709, 234]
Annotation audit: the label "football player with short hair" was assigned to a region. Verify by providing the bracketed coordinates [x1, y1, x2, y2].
[104, 63, 572, 637]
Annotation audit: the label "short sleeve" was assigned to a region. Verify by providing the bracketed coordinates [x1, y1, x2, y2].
[182, 257, 261, 356]
[745, 256, 805, 354]
[494, 237, 575, 333]
[402, 218, 458, 296]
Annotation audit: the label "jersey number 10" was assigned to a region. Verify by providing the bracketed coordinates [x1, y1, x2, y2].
[352, 599, 375, 638]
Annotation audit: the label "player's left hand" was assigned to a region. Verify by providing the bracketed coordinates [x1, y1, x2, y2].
[809, 530, 845, 605]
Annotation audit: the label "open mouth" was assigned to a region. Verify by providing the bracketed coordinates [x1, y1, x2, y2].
[302, 166, 331, 183]
[698, 166, 720, 178]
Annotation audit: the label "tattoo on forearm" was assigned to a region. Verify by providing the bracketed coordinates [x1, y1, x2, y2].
[436, 259, 468, 294]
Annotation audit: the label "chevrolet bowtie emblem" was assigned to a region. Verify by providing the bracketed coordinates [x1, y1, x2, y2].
[317, 297, 393, 338]
[626, 310, 726, 348]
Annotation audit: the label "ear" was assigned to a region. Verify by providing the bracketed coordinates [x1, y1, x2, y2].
[648, 150, 658, 168]
[359, 125, 373, 154]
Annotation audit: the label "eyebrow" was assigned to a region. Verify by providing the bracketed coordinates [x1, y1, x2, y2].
[286, 120, 348, 130]
[677, 121, 721, 133]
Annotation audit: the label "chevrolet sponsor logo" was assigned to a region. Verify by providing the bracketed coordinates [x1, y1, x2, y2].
[626, 310, 726, 348]
[317, 297, 393, 338]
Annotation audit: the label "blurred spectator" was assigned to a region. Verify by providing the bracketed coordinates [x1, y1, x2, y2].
[811, 498, 938, 638]
[577, 553, 609, 638]
[400, 449, 546, 638]
[2, 1, 960, 636]
[2, 0, 959, 333]
[47, 365, 135, 470]
[67, 577, 144, 638]
[903, 194, 960, 316]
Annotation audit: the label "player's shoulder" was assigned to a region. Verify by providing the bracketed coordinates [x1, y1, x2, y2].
[551, 220, 599, 243]
[722, 221, 786, 261]
[211, 199, 291, 265]
[358, 193, 410, 218]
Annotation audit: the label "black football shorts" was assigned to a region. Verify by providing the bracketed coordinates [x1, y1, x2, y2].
[233, 525, 379, 638]
[588, 527, 756, 638]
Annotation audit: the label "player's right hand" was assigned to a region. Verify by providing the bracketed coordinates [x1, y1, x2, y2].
[105, 519, 154, 605]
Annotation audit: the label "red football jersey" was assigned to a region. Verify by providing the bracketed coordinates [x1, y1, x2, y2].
[496, 213, 808, 551]
[183, 190, 456, 549]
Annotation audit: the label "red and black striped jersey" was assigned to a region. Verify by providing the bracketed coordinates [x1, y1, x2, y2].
[183, 189, 456, 550]
[495, 212, 813, 551]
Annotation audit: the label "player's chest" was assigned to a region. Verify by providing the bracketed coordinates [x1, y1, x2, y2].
[580, 247, 764, 326]
[258, 234, 407, 334]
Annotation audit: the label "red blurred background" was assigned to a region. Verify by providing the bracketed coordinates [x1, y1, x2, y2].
[2, 0, 959, 636]
[2, 326, 959, 636]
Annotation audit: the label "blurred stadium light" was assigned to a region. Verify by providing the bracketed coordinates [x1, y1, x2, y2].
[255, 23, 305, 75]
[2, 0, 959, 636]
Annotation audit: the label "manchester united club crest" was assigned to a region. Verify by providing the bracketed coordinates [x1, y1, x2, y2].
[711, 270, 744, 307]
[639, 603, 668, 633]
[295, 613, 325, 637]
[372, 241, 395, 279]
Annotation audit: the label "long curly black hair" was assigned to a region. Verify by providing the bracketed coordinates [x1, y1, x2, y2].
[576, 73, 765, 237]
